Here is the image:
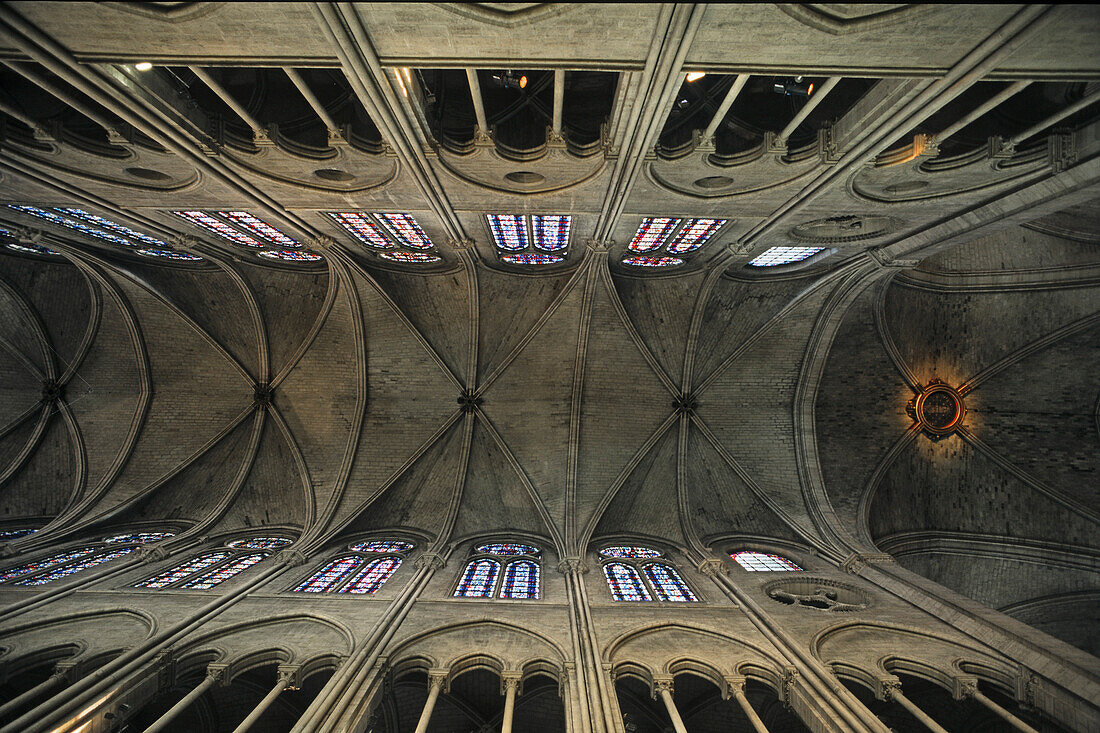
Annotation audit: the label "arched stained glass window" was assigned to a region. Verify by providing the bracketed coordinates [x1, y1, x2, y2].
[604, 562, 652, 601]
[731, 551, 802, 571]
[643, 563, 697, 602]
[0, 528, 37, 540]
[600, 546, 662, 559]
[137, 249, 204, 261]
[135, 552, 230, 588]
[217, 211, 300, 248]
[341, 557, 402, 594]
[294, 555, 361, 593]
[501, 560, 540, 599]
[15, 548, 137, 586]
[376, 213, 434, 250]
[476, 543, 539, 556]
[182, 553, 268, 589]
[104, 532, 175, 544]
[350, 540, 414, 554]
[747, 247, 824, 267]
[7, 242, 60, 256]
[455, 558, 500, 598]
[0, 547, 97, 582]
[226, 537, 293, 550]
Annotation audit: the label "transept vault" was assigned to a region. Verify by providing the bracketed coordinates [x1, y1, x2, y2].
[0, 3, 1097, 732]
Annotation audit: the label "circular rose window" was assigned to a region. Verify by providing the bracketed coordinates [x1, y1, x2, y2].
[906, 379, 964, 439]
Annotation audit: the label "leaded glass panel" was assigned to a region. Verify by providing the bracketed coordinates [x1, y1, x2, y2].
[0, 547, 96, 582]
[628, 218, 680, 252]
[531, 215, 570, 251]
[135, 551, 230, 588]
[340, 557, 401, 594]
[731, 551, 802, 571]
[58, 208, 166, 247]
[475, 543, 539, 556]
[349, 540, 414, 554]
[327, 212, 394, 249]
[226, 537, 293, 549]
[600, 546, 662, 559]
[603, 562, 652, 601]
[217, 211, 300, 248]
[747, 247, 824, 267]
[376, 213, 434, 250]
[665, 218, 725, 254]
[174, 211, 263, 248]
[454, 558, 500, 598]
[104, 532, 174, 544]
[14, 548, 136, 586]
[182, 553, 268, 589]
[293, 555, 362, 593]
[486, 214, 528, 251]
[643, 563, 698, 602]
[500, 560, 539, 599]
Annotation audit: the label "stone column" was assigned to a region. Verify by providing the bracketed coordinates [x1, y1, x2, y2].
[230, 667, 298, 733]
[0, 665, 71, 720]
[725, 676, 768, 733]
[880, 679, 948, 733]
[500, 671, 521, 733]
[142, 666, 224, 733]
[412, 669, 449, 733]
[956, 677, 1039, 733]
[652, 676, 688, 733]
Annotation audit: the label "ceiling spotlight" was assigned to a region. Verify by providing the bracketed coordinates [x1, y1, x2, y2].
[134, 62, 153, 72]
[490, 71, 528, 90]
[773, 76, 813, 97]
[685, 71, 706, 83]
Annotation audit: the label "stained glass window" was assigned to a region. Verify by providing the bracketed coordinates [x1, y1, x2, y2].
[14, 548, 136, 586]
[476, 543, 539, 556]
[666, 218, 726, 254]
[500, 560, 539, 599]
[454, 558, 500, 598]
[731, 551, 802, 571]
[182, 553, 267, 589]
[621, 255, 683, 268]
[378, 251, 441, 263]
[135, 552, 230, 588]
[531, 215, 571, 251]
[500, 253, 563, 265]
[58, 208, 166, 247]
[600, 546, 662, 559]
[174, 211, 263, 248]
[258, 250, 323, 262]
[293, 555, 362, 593]
[327, 212, 395, 249]
[643, 563, 698, 602]
[376, 213, 434, 250]
[340, 557, 401, 594]
[0, 547, 97, 582]
[9, 205, 139, 248]
[628, 218, 681, 252]
[747, 247, 824, 267]
[0, 529, 35, 540]
[486, 214, 529, 251]
[104, 532, 174, 544]
[227, 537, 293, 550]
[137, 249, 204, 261]
[350, 540, 414, 554]
[604, 562, 652, 601]
[6, 243, 60, 256]
[217, 211, 300, 248]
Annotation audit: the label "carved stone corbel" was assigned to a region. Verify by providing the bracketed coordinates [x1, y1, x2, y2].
[415, 552, 447, 571]
[276, 548, 310, 567]
[585, 239, 610, 254]
[556, 557, 589, 575]
[13, 226, 44, 244]
[867, 249, 921, 270]
[309, 235, 337, 251]
[781, 665, 799, 704]
[139, 544, 170, 562]
[697, 557, 728, 576]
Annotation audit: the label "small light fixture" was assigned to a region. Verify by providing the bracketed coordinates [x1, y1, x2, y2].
[134, 62, 153, 72]
[490, 71, 528, 90]
[685, 71, 706, 83]
[773, 76, 814, 97]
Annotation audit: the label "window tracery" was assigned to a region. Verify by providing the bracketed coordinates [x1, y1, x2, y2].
[258, 250, 323, 262]
[454, 542, 542, 599]
[747, 246, 824, 267]
[0, 531, 176, 586]
[622, 217, 726, 267]
[731, 550, 802, 571]
[488, 214, 571, 264]
[599, 546, 698, 602]
[326, 212, 442, 263]
[134, 535, 295, 589]
[292, 539, 413, 594]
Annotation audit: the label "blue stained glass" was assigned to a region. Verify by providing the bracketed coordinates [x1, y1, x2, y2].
[104, 532, 174, 544]
[15, 548, 136, 586]
[0, 547, 97, 582]
[0, 529, 35, 540]
[174, 211, 263, 248]
[340, 557, 401, 594]
[747, 247, 825, 267]
[8, 205, 138, 248]
[476, 543, 539, 557]
[643, 563, 697, 602]
[628, 218, 680, 252]
[349, 540, 414, 554]
[182, 553, 268, 589]
[136, 552, 230, 589]
[532, 215, 570, 252]
[217, 211, 300, 248]
[293, 555, 361, 593]
[7, 243, 60, 256]
[600, 546, 662, 559]
[376, 213, 434, 250]
[621, 255, 683, 268]
[500, 560, 539, 599]
[226, 537, 293, 549]
[258, 250, 323, 262]
[327, 212, 394, 249]
[500, 252, 563, 265]
[379, 251, 441, 263]
[487, 214, 528, 251]
[604, 562, 652, 601]
[454, 558, 500, 598]
[137, 249, 203, 261]
[666, 218, 725, 254]
[58, 208, 166, 247]
[731, 551, 802, 571]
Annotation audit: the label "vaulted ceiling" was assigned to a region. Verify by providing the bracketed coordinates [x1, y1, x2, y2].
[0, 2, 1097, 657]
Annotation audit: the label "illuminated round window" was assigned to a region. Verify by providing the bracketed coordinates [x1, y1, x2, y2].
[906, 379, 964, 439]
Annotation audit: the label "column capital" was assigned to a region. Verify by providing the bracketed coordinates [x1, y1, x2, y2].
[840, 551, 894, 574]
[500, 671, 523, 695]
[139, 544, 170, 562]
[415, 552, 447, 571]
[723, 675, 746, 700]
[877, 675, 902, 701]
[207, 663, 231, 686]
[953, 675, 979, 701]
[697, 557, 728, 576]
[651, 674, 674, 698]
[276, 548, 310, 567]
[427, 667, 450, 692]
[585, 238, 611, 253]
[447, 237, 475, 250]
[309, 235, 337, 251]
[556, 557, 589, 574]
[277, 664, 302, 691]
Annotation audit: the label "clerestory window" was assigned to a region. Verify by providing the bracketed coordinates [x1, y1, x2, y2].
[292, 539, 414, 594]
[134, 536, 293, 590]
[454, 542, 542, 599]
[599, 546, 698, 602]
